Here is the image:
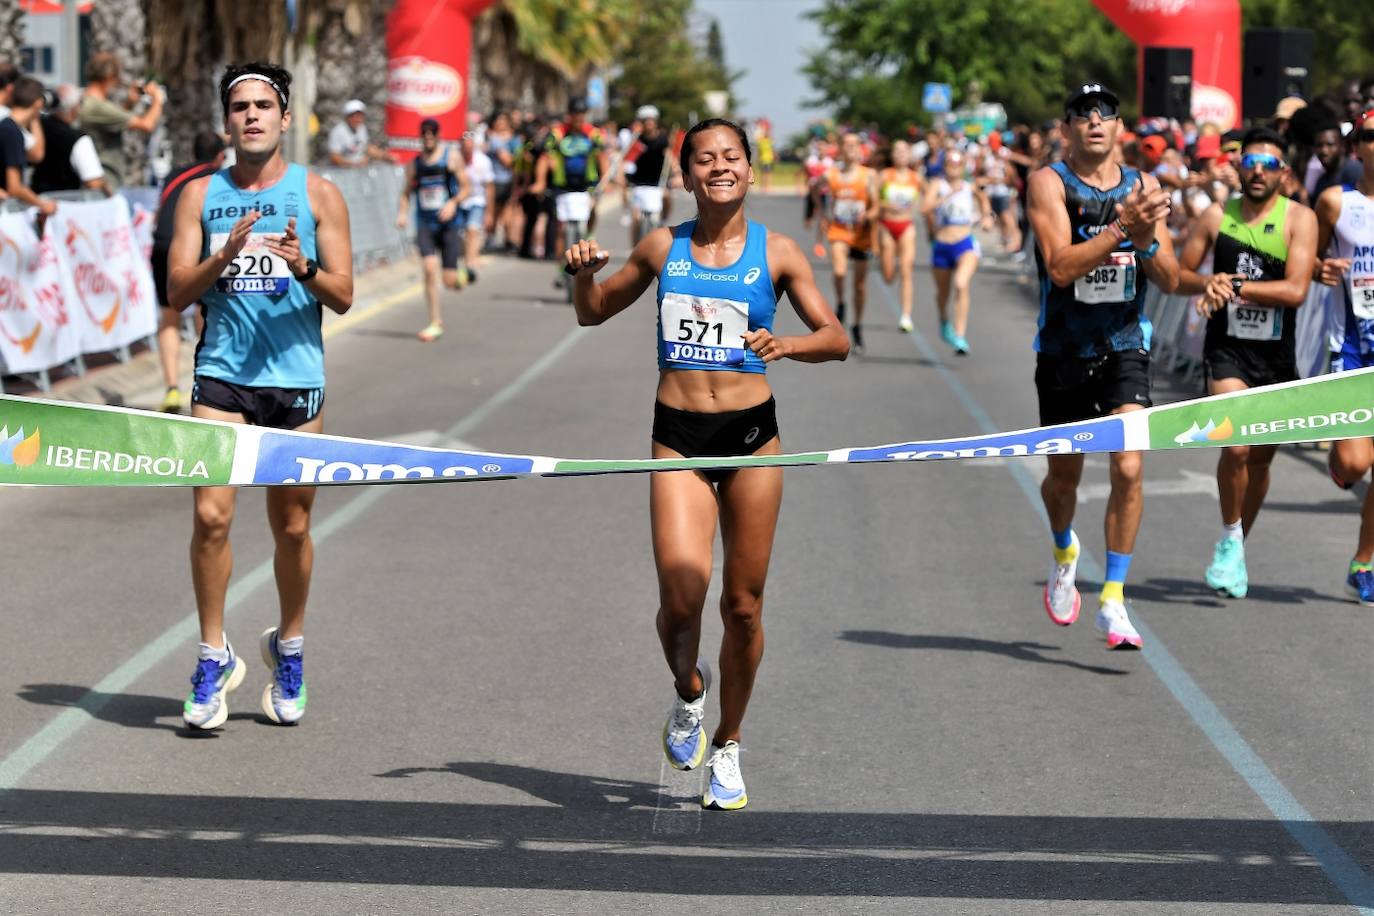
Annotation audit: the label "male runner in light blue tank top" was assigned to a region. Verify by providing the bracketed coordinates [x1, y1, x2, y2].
[166, 61, 354, 730]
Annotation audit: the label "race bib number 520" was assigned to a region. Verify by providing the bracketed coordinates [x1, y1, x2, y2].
[211, 232, 291, 295]
[660, 293, 748, 367]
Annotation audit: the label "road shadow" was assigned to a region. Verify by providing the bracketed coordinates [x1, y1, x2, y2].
[0, 785, 1365, 905]
[491, 292, 569, 306]
[15, 684, 270, 737]
[1128, 577, 1346, 608]
[376, 761, 664, 809]
[837, 631, 1128, 676]
[350, 328, 433, 341]
[851, 354, 938, 367]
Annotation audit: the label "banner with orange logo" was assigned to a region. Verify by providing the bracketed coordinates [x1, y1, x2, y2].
[49, 199, 158, 356]
[0, 211, 81, 375]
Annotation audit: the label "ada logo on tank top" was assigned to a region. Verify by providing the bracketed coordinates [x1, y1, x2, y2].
[666, 258, 691, 277]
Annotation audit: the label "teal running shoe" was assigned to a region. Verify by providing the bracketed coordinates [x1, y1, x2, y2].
[940, 321, 956, 347]
[1205, 537, 1248, 598]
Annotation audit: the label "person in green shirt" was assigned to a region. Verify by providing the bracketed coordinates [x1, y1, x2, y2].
[77, 51, 164, 189]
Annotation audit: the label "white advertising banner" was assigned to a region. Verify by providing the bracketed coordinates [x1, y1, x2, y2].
[49, 198, 158, 357]
[0, 210, 82, 375]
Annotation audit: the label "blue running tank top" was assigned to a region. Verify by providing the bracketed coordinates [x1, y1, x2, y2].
[1034, 161, 1152, 358]
[413, 147, 459, 227]
[197, 163, 323, 388]
[656, 219, 777, 374]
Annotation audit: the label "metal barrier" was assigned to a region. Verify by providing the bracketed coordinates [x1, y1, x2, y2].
[317, 164, 412, 271]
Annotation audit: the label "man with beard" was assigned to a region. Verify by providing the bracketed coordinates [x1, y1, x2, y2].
[1175, 127, 1317, 599]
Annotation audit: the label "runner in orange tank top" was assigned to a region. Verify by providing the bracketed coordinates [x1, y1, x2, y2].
[824, 132, 879, 351]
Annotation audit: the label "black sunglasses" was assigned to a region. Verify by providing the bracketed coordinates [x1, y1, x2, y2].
[1068, 99, 1120, 122]
[1358, 129, 1374, 145]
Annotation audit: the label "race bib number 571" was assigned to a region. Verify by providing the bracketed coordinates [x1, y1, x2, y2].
[660, 292, 748, 367]
[211, 232, 291, 295]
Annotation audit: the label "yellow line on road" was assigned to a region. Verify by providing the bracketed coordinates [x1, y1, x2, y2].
[323, 281, 424, 340]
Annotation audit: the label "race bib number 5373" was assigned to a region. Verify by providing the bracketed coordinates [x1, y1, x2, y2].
[660, 293, 748, 367]
[211, 232, 291, 295]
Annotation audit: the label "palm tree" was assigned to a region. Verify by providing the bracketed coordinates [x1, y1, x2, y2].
[0, 2, 25, 66]
[472, 0, 639, 114]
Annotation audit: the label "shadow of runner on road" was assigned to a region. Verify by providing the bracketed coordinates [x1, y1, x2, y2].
[1127, 578, 1346, 608]
[838, 631, 1129, 676]
[0, 786, 1364, 905]
[15, 684, 270, 737]
[376, 761, 664, 810]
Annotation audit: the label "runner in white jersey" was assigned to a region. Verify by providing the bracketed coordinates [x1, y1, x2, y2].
[1314, 110, 1374, 605]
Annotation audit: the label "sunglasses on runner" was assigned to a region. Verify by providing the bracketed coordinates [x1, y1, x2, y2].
[1356, 129, 1374, 145]
[1067, 100, 1120, 122]
[1239, 153, 1285, 172]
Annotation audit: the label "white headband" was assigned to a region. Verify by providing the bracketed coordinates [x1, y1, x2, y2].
[223, 73, 287, 110]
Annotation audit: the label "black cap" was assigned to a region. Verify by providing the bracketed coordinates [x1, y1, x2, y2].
[1065, 82, 1120, 111]
[567, 97, 589, 114]
[419, 117, 440, 134]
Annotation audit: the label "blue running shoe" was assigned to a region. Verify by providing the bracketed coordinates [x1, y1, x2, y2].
[183, 641, 245, 730]
[940, 321, 956, 348]
[952, 335, 970, 356]
[1205, 537, 1248, 598]
[702, 740, 748, 811]
[260, 627, 307, 725]
[1346, 564, 1374, 607]
[662, 659, 712, 770]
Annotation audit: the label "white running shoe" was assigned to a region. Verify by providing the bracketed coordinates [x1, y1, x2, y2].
[1095, 599, 1143, 650]
[662, 659, 712, 770]
[898, 314, 914, 333]
[702, 740, 748, 811]
[1043, 532, 1081, 626]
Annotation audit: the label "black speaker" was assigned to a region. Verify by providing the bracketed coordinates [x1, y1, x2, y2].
[1142, 47, 1193, 121]
[1243, 28, 1314, 121]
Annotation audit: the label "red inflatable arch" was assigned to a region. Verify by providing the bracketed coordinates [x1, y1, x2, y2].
[385, 0, 497, 160]
[1091, 0, 1241, 129]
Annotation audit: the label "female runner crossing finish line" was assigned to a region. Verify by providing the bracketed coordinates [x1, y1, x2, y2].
[563, 118, 849, 810]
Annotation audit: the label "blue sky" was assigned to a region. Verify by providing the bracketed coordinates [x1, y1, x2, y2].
[694, 0, 826, 140]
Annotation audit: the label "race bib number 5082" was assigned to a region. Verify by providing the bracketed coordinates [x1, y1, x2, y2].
[211, 232, 291, 295]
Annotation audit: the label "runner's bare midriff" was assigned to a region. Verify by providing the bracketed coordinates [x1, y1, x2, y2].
[656, 368, 772, 413]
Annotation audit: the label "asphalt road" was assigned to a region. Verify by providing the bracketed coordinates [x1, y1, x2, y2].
[1, 191, 1371, 915]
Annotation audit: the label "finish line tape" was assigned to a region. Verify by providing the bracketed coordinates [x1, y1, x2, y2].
[1, 368, 1372, 487]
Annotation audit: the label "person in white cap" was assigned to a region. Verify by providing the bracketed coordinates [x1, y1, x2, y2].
[327, 98, 386, 167]
[620, 104, 677, 245]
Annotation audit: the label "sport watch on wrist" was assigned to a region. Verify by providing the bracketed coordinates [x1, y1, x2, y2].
[1136, 239, 1160, 259]
[294, 258, 319, 282]
[1230, 276, 1245, 298]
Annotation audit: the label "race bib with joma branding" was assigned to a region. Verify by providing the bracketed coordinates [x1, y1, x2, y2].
[211, 232, 292, 295]
[1227, 298, 1281, 340]
[660, 292, 748, 367]
[1074, 250, 1136, 304]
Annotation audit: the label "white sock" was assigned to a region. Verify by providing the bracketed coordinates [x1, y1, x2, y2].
[198, 642, 230, 664]
[278, 635, 303, 657]
[1222, 520, 1243, 542]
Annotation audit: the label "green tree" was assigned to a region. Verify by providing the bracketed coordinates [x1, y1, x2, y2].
[607, 0, 741, 128]
[804, 0, 1135, 135]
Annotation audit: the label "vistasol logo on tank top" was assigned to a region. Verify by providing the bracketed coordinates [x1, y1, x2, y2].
[253, 432, 535, 484]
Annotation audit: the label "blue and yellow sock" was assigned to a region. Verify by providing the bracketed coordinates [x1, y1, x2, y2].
[1101, 551, 1132, 604]
[1052, 526, 1077, 565]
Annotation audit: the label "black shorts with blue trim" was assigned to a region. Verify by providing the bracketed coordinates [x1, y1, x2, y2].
[192, 376, 324, 430]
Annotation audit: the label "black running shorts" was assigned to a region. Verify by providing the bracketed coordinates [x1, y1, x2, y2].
[651, 397, 779, 484]
[1034, 349, 1152, 427]
[192, 376, 324, 430]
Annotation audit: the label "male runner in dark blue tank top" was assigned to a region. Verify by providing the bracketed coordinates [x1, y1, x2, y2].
[1026, 82, 1178, 650]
